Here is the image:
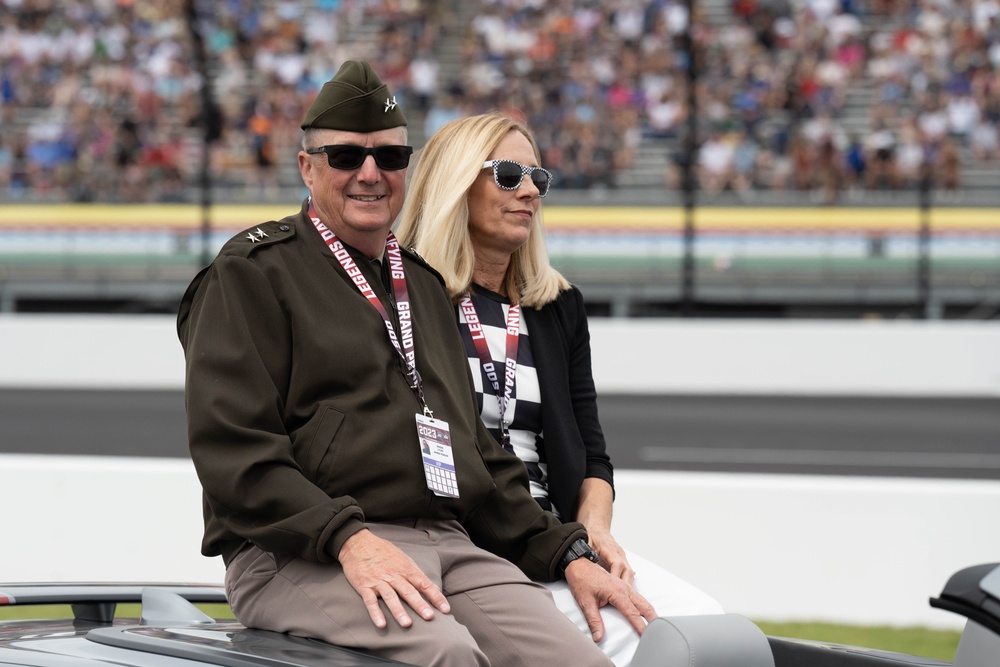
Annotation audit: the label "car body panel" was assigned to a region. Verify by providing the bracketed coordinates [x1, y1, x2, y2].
[0, 585, 411, 667]
[2, 565, 999, 667]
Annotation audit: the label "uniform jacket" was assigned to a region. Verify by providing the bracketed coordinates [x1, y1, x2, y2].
[176, 200, 584, 582]
[522, 285, 615, 520]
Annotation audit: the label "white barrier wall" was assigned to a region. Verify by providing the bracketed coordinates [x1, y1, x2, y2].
[589, 318, 1000, 396]
[0, 455, 217, 584]
[1, 315, 999, 394]
[2, 315, 999, 629]
[0, 315, 186, 390]
[0, 454, 995, 629]
[614, 471, 1000, 629]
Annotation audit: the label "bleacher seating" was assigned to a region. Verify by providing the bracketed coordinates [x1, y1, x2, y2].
[0, 0, 997, 204]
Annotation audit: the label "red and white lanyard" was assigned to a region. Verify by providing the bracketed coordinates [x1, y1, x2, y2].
[308, 202, 430, 416]
[459, 292, 520, 447]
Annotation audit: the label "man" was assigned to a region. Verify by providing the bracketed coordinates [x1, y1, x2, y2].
[177, 60, 654, 667]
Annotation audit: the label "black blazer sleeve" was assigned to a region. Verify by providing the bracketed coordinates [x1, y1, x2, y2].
[525, 285, 614, 521]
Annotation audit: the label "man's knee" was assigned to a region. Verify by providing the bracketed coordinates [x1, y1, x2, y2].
[409, 633, 491, 667]
[380, 620, 490, 667]
[447, 589, 612, 667]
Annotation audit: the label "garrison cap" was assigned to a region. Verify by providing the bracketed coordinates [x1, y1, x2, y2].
[301, 60, 407, 131]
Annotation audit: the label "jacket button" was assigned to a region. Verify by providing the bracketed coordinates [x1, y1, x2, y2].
[279, 225, 290, 232]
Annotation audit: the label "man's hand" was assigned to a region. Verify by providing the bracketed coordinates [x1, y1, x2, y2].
[338, 529, 451, 629]
[564, 558, 657, 642]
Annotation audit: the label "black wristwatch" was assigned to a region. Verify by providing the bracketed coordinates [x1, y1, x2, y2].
[558, 538, 599, 576]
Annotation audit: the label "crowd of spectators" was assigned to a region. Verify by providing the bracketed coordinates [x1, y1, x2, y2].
[670, 0, 1000, 202]
[0, 0, 444, 202]
[0, 0, 998, 203]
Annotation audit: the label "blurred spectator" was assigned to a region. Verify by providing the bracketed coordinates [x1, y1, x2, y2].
[247, 102, 279, 197]
[865, 119, 898, 189]
[843, 132, 867, 192]
[424, 83, 467, 138]
[814, 135, 842, 203]
[894, 118, 926, 189]
[946, 87, 980, 137]
[917, 92, 950, 144]
[0, 135, 14, 195]
[730, 129, 762, 195]
[408, 48, 440, 111]
[647, 89, 686, 138]
[970, 116, 999, 162]
[931, 136, 962, 195]
[787, 131, 814, 191]
[698, 129, 735, 194]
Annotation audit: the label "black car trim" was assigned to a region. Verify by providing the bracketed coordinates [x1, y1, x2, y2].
[0, 585, 228, 627]
[0, 585, 228, 607]
[86, 625, 414, 667]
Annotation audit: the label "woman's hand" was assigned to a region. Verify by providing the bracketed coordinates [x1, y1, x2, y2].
[575, 477, 635, 585]
[587, 527, 635, 585]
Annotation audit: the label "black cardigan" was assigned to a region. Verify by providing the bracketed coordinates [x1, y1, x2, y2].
[521, 285, 615, 521]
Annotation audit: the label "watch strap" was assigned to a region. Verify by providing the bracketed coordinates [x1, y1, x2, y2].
[558, 538, 598, 576]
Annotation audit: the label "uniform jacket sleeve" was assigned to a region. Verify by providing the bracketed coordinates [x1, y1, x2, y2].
[177, 228, 365, 564]
[462, 391, 588, 582]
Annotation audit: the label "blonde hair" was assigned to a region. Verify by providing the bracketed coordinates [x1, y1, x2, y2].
[395, 113, 568, 307]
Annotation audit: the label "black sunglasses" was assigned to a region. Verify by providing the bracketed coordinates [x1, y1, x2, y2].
[482, 159, 553, 197]
[306, 144, 414, 171]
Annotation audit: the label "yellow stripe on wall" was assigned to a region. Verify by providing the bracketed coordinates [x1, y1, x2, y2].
[543, 207, 1000, 232]
[0, 204, 998, 233]
[0, 205, 294, 230]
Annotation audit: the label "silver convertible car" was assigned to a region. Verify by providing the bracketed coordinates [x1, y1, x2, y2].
[2, 563, 998, 667]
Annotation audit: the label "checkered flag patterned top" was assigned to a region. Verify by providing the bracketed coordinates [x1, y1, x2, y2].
[458, 285, 554, 514]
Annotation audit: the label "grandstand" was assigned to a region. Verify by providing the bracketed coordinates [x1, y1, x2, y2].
[0, 0, 998, 317]
[3, 0, 999, 203]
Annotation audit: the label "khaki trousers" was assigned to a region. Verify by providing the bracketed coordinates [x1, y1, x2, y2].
[225, 519, 613, 667]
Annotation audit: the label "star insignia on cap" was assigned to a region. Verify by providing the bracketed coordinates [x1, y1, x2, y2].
[247, 228, 268, 243]
[384, 96, 397, 113]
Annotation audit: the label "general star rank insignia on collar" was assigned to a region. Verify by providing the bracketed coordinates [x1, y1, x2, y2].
[247, 227, 268, 243]
[384, 96, 397, 113]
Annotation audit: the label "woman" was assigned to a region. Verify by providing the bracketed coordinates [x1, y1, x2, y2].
[395, 113, 722, 666]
